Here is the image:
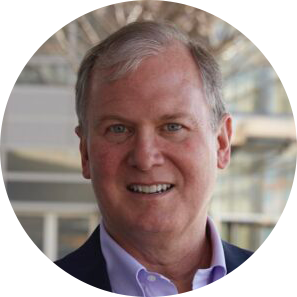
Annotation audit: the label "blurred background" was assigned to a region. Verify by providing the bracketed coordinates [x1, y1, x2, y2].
[1, 1, 296, 261]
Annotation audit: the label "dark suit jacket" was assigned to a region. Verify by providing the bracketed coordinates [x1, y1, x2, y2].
[55, 226, 253, 292]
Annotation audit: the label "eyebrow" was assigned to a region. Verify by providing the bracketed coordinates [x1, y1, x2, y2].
[161, 112, 199, 128]
[94, 112, 200, 127]
[94, 115, 132, 127]
[159, 113, 200, 127]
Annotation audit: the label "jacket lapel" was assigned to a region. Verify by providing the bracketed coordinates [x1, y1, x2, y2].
[222, 240, 253, 274]
[82, 226, 112, 291]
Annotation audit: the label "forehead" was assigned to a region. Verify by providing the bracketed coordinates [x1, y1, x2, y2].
[90, 42, 203, 90]
[87, 43, 210, 122]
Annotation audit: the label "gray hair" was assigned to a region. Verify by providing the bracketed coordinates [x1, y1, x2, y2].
[76, 21, 227, 131]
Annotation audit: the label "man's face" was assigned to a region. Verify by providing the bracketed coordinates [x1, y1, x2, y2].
[77, 43, 232, 237]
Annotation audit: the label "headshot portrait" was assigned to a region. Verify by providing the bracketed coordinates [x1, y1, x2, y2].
[1, 1, 296, 296]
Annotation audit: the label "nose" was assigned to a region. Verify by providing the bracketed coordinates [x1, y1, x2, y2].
[127, 131, 165, 171]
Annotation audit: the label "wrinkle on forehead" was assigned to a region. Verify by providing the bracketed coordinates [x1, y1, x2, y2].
[86, 41, 211, 128]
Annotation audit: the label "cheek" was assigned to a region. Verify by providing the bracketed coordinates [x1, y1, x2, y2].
[88, 143, 122, 181]
[176, 138, 217, 182]
[179, 137, 212, 165]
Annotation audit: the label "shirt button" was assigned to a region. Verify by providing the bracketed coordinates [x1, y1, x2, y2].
[147, 275, 157, 282]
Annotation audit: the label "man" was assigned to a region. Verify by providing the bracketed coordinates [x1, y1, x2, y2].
[55, 21, 252, 295]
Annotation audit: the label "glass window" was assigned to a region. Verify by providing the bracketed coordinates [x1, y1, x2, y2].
[58, 217, 89, 259]
[16, 61, 76, 86]
[6, 181, 96, 203]
[7, 150, 81, 173]
[17, 216, 43, 251]
[221, 222, 272, 251]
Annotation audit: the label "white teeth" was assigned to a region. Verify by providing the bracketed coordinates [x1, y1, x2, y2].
[150, 185, 157, 193]
[128, 184, 173, 194]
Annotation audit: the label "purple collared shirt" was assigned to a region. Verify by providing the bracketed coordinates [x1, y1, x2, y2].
[100, 217, 226, 296]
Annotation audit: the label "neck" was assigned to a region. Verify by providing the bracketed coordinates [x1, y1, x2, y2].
[104, 218, 212, 293]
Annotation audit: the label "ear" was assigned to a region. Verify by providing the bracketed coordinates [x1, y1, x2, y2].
[75, 126, 91, 179]
[216, 114, 232, 169]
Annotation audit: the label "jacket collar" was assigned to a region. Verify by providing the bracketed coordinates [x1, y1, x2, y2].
[222, 240, 253, 273]
[84, 226, 111, 291]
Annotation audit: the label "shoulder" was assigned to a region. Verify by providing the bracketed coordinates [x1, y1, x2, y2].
[222, 241, 254, 273]
[55, 226, 111, 291]
[55, 226, 100, 270]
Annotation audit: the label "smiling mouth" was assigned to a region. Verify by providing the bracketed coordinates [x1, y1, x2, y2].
[127, 184, 174, 194]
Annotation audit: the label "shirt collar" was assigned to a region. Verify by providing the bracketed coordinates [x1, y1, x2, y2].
[100, 223, 145, 296]
[199, 217, 227, 284]
[100, 217, 226, 295]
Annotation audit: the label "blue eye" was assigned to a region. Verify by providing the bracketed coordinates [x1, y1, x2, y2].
[109, 124, 127, 133]
[165, 123, 182, 131]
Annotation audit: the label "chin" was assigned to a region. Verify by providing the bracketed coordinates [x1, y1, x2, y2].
[129, 215, 180, 234]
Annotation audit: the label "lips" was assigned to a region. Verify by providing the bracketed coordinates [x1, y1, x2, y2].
[127, 183, 174, 194]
